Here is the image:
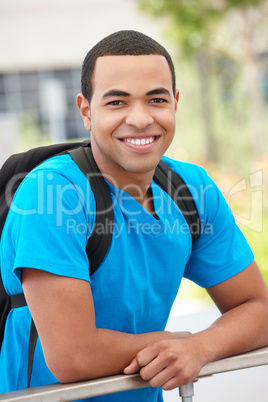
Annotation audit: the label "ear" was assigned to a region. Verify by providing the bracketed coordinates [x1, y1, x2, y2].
[174, 90, 180, 112]
[77, 93, 91, 131]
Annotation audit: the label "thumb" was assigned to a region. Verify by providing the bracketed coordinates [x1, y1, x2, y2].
[123, 358, 140, 374]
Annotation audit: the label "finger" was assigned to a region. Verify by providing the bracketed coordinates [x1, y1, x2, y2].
[139, 355, 166, 381]
[174, 331, 192, 339]
[142, 367, 178, 388]
[162, 376, 182, 391]
[123, 358, 140, 374]
[136, 343, 161, 368]
[162, 370, 198, 390]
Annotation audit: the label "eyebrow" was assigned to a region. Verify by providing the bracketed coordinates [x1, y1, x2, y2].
[102, 87, 171, 99]
[146, 88, 171, 97]
[102, 90, 130, 99]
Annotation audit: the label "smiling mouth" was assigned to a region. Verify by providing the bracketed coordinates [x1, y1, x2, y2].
[121, 136, 156, 146]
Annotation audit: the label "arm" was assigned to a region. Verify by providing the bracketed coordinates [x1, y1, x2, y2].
[22, 267, 189, 383]
[124, 260, 268, 390]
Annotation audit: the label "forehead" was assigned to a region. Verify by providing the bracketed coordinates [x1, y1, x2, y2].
[91, 55, 173, 95]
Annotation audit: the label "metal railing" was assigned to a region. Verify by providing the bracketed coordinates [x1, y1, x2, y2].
[1, 346, 268, 402]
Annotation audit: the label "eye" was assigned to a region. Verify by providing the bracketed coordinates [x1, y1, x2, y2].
[107, 100, 125, 106]
[149, 98, 168, 104]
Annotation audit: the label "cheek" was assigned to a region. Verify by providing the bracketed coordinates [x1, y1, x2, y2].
[158, 111, 176, 133]
[91, 112, 123, 136]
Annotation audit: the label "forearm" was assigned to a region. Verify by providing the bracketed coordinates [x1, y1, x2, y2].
[53, 328, 188, 383]
[123, 298, 268, 391]
[88, 329, 175, 377]
[123, 264, 268, 391]
[190, 298, 268, 366]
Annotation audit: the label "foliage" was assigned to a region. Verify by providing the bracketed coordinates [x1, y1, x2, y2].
[139, 0, 223, 56]
[165, 56, 268, 172]
[139, 0, 267, 53]
[138, 0, 268, 162]
[175, 155, 268, 302]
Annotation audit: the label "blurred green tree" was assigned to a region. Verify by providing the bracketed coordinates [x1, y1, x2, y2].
[138, 0, 268, 160]
[214, 0, 268, 157]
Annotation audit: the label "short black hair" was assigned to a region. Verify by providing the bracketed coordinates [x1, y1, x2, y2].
[81, 30, 176, 102]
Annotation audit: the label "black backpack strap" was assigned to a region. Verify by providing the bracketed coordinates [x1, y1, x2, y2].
[10, 293, 27, 309]
[154, 160, 201, 243]
[27, 319, 38, 388]
[9, 292, 35, 388]
[69, 145, 114, 275]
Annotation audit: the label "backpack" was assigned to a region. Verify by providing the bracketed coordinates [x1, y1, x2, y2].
[0, 140, 200, 387]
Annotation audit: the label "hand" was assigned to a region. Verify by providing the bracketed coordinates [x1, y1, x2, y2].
[123, 336, 203, 391]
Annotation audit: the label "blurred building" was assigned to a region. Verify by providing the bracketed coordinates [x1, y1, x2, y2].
[0, 0, 165, 145]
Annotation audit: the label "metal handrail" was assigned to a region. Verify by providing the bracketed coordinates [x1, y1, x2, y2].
[1, 346, 268, 401]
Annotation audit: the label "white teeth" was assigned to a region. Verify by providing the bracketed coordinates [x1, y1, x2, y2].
[124, 137, 155, 146]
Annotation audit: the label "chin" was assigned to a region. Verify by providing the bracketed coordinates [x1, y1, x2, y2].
[125, 162, 158, 175]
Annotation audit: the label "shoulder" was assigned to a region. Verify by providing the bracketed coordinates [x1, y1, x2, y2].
[9, 153, 96, 228]
[15, 153, 91, 202]
[160, 156, 231, 231]
[2, 154, 94, 285]
[160, 156, 215, 205]
[161, 155, 209, 186]
[31, 153, 86, 183]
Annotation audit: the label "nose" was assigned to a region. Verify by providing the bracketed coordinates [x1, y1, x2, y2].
[125, 104, 154, 130]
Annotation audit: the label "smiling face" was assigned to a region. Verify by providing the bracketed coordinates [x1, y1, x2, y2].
[77, 54, 179, 187]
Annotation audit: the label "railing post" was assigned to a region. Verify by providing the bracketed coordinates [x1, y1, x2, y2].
[179, 381, 194, 402]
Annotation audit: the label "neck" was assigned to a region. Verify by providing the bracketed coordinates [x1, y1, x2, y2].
[90, 141, 159, 215]
[108, 172, 156, 215]
[104, 168, 154, 201]
[105, 170, 156, 215]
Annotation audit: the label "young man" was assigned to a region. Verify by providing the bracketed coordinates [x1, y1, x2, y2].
[1, 30, 268, 401]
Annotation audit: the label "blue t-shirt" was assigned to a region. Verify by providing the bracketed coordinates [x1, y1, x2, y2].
[0, 154, 254, 400]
